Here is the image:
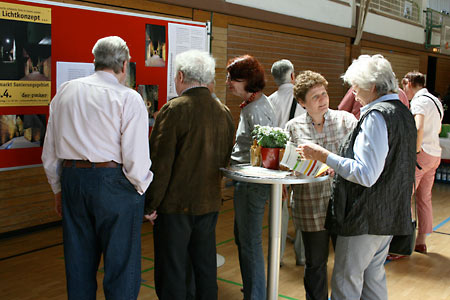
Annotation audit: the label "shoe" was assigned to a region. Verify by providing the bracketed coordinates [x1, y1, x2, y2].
[414, 244, 427, 254]
[386, 254, 406, 261]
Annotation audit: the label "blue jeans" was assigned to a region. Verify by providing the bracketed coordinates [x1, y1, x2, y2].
[61, 166, 145, 300]
[233, 181, 270, 300]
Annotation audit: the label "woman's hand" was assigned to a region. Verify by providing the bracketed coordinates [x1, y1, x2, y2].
[297, 143, 330, 163]
[324, 168, 335, 177]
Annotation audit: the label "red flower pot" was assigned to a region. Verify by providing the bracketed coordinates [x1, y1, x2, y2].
[260, 147, 280, 170]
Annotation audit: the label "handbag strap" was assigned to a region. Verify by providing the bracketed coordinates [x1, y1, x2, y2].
[288, 97, 297, 120]
[422, 94, 443, 120]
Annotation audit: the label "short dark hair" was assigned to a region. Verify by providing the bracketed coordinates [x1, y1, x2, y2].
[402, 71, 425, 88]
[226, 55, 265, 93]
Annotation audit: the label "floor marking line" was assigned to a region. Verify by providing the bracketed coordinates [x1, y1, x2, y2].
[0, 242, 63, 261]
[433, 231, 450, 236]
[432, 216, 450, 232]
[217, 277, 300, 300]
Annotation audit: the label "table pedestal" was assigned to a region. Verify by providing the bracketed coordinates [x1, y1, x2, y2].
[267, 183, 282, 300]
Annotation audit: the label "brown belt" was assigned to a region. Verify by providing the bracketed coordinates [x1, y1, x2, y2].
[63, 160, 120, 168]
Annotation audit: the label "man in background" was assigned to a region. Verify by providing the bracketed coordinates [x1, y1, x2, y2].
[269, 59, 306, 266]
[42, 36, 153, 299]
[145, 49, 235, 300]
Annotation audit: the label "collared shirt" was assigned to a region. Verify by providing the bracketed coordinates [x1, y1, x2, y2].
[231, 94, 276, 164]
[268, 83, 305, 128]
[42, 71, 153, 195]
[410, 88, 442, 157]
[327, 94, 400, 188]
[287, 109, 357, 231]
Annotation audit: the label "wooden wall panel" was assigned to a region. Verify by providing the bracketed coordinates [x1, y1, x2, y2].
[361, 48, 421, 82]
[435, 57, 450, 97]
[211, 26, 228, 103]
[0, 167, 56, 234]
[226, 25, 347, 123]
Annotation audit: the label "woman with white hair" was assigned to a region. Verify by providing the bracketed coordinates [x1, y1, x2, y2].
[298, 54, 416, 300]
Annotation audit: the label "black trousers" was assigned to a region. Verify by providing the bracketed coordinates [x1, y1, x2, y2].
[302, 230, 331, 300]
[154, 212, 218, 300]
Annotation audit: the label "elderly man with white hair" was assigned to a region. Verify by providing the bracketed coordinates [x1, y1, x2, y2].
[145, 49, 235, 300]
[298, 54, 416, 300]
[42, 36, 153, 299]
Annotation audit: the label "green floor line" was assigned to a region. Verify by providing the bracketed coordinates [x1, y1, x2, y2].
[142, 256, 154, 262]
[217, 277, 299, 300]
[216, 237, 234, 247]
[217, 277, 242, 287]
[219, 208, 234, 215]
[141, 283, 155, 289]
[279, 294, 300, 300]
[141, 267, 154, 273]
[141, 231, 153, 236]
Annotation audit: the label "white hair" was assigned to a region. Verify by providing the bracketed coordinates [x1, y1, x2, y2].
[342, 54, 398, 96]
[271, 59, 294, 86]
[92, 36, 130, 73]
[175, 50, 215, 85]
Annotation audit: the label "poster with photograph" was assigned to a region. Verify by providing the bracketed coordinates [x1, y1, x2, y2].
[145, 24, 166, 67]
[0, 2, 51, 106]
[126, 62, 136, 89]
[137, 84, 158, 126]
[0, 114, 46, 149]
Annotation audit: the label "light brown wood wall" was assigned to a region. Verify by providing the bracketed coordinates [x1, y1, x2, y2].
[0, 167, 55, 234]
[361, 47, 421, 84]
[225, 25, 347, 122]
[435, 57, 450, 97]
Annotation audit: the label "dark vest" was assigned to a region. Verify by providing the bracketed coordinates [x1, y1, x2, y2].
[325, 100, 416, 236]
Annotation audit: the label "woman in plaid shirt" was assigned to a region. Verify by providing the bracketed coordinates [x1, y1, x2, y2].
[285, 71, 357, 300]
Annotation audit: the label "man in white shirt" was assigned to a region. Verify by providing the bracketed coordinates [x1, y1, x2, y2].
[269, 59, 306, 266]
[42, 36, 153, 300]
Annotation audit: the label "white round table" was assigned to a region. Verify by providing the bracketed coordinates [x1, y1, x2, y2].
[221, 164, 329, 300]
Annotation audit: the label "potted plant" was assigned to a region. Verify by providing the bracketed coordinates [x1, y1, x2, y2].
[251, 125, 288, 169]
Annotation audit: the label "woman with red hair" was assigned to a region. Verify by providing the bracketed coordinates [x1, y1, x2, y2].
[227, 55, 276, 300]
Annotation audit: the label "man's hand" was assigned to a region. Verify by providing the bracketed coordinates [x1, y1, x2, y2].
[297, 143, 330, 163]
[144, 210, 158, 225]
[54, 192, 62, 217]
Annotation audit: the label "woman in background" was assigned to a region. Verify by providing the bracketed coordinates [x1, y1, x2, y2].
[227, 55, 276, 300]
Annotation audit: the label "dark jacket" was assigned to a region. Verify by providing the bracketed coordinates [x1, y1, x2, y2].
[145, 87, 235, 215]
[325, 100, 416, 236]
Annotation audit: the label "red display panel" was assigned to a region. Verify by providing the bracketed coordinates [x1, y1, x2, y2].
[0, 0, 205, 169]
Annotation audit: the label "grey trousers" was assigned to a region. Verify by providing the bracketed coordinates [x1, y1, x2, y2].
[331, 234, 392, 300]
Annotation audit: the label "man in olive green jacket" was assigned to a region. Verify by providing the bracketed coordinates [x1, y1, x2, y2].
[145, 50, 235, 300]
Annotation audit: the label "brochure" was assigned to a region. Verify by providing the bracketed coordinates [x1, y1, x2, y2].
[280, 141, 329, 177]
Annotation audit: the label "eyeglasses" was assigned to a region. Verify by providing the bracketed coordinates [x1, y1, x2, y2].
[226, 73, 244, 82]
[352, 90, 357, 96]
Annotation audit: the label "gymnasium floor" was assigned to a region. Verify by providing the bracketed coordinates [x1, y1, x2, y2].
[1, 182, 449, 299]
